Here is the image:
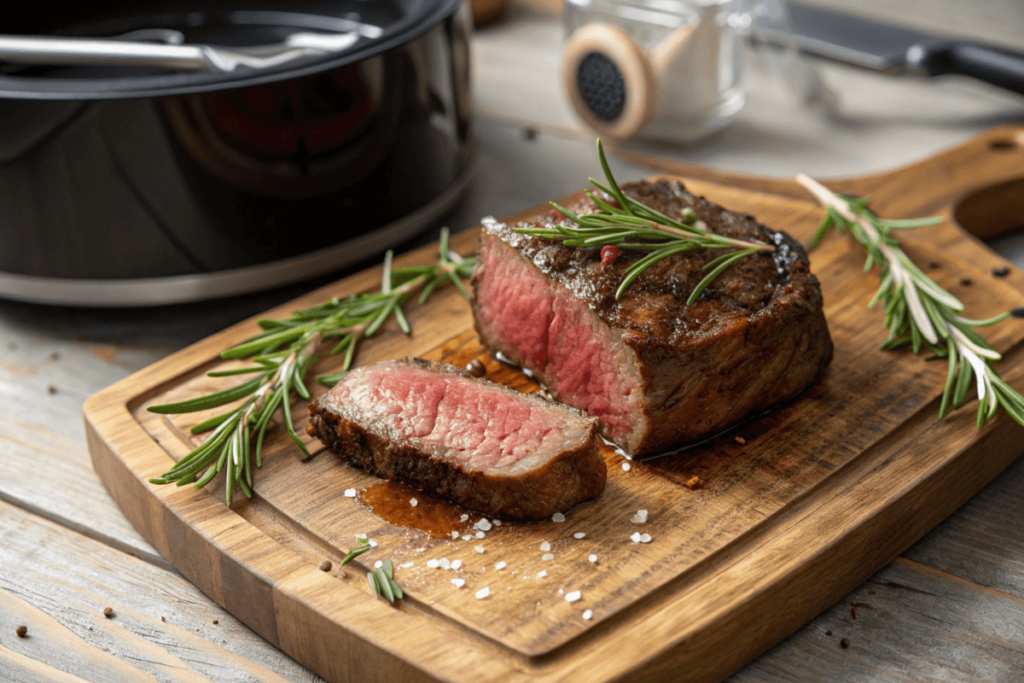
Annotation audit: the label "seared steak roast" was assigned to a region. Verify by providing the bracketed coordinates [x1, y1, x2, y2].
[307, 358, 606, 520]
[471, 180, 833, 455]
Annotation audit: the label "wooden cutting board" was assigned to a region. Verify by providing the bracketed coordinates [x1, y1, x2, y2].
[85, 126, 1024, 683]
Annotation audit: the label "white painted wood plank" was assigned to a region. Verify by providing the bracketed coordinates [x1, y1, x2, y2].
[730, 558, 1024, 682]
[902, 455, 1024, 600]
[0, 499, 323, 683]
[0, 642, 94, 683]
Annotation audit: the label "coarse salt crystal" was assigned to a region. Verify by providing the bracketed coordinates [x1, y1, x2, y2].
[452, 560, 462, 570]
[493, 519, 501, 526]
[631, 509, 648, 524]
[440, 558, 451, 570]
[640, 534, 652, 543]
[452, 531, 460, 539]
[588, 555, 598, 564]
[630, 532, 642, 543]
[400, 562, 414, 568]
[475, 587, 490, 599]
[536, 570, 547, 578]
[540, 541, 551, 552]
[452, 578, 465, 588]
[558, 588, 564, 594]
[566, 591, 581, 603]
[355, 533, 367, 539]
[462, 535, 473, 541]
[410, 498, 418, 507]
[583, 609, 593, 620]
[344, 489, 357, 497]
[476, 531, 486, 539]
[475, 545, 485, 554]
[368, 539, 378, 547]
[427, 559, 440, 568]
[542, 553, 554, 561]
[374, 560, 383, 569]
[495, 561, 507, 570]
[622, 462, 631, 472]
[574, 532, 586, 539]
[460, 514, 469, 522]
[475, 519, 493, 531]
[552, 512, 565, 523]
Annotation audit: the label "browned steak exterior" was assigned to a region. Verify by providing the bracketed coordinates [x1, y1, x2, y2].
[307, 358, 606, 520]
[471, 179, 834, 455]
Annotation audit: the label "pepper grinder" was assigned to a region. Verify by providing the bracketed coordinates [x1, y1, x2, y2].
[561, 0, 745, 143]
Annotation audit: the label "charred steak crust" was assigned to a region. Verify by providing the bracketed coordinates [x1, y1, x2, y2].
[307, 358, 607, 520]
[471, 179, 834, 455]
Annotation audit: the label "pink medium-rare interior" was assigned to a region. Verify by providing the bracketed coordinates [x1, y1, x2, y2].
[325, 365, 580, 472]
[474, 235, 643, 441]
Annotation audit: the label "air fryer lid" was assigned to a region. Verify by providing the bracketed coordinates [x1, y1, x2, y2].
[0, 0, 463, 100]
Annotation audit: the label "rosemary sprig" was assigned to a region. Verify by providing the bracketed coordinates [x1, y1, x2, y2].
[796, 174, 1024, 428]
[147, 229, 476, 504]
[515, 139, 774, 302]
[341, 538, 404, 603]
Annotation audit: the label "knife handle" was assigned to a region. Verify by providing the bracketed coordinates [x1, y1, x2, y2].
[924, 43, 1024, 97]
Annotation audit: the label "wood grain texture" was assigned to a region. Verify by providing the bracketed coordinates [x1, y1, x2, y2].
[902, 453, 1024, 601]
[0, 289, 298, 568]
[729, 558, 1024, 682]
[0, 499, 322, 683]
[0, 324, 159, 564]
[85, 128, 1024, 682]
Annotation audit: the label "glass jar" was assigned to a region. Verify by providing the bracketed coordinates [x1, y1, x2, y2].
[562, 0, 744, 143]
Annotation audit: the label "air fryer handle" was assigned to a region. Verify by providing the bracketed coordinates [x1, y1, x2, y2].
[926, 42, 1024, 97]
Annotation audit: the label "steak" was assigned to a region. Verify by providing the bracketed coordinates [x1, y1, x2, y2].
[307, 358, 606, 520]
[471, 179, 833, 455]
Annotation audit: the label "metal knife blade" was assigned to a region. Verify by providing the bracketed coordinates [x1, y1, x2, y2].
[750, 3, 1024, 97]
[751, 3, 942, 74]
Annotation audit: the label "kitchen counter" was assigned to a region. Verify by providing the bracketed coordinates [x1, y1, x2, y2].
[2, 2, 1024, 681]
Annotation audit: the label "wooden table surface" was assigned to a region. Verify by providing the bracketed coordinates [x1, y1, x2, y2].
[3, 2, 1024, 681]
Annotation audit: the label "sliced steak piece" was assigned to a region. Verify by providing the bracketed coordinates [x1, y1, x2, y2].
[471, 179, 833, 456]
[307, 358, 606, 520]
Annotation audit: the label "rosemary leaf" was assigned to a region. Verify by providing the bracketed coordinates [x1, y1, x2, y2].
[190, 412, 236, 435]
[223, 327, 308, 359]
[878, 217, 944, 229]
[147, 377, 263, 414]
[340, 542, 371, 566]
[376, 569, 395, 602]
[808, 213, 833, 250]
[207, 366, 269, 377]
[367, 572, 380, 600]
[687, 248, 760, 306]
[394, 305, 411, 335]
[315, 371, 349, 387]
[280, 381, 311, 459]
[939, 343, 958, 419]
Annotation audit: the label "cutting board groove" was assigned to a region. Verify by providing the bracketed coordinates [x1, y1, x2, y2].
[86, 127, 1024, 682]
